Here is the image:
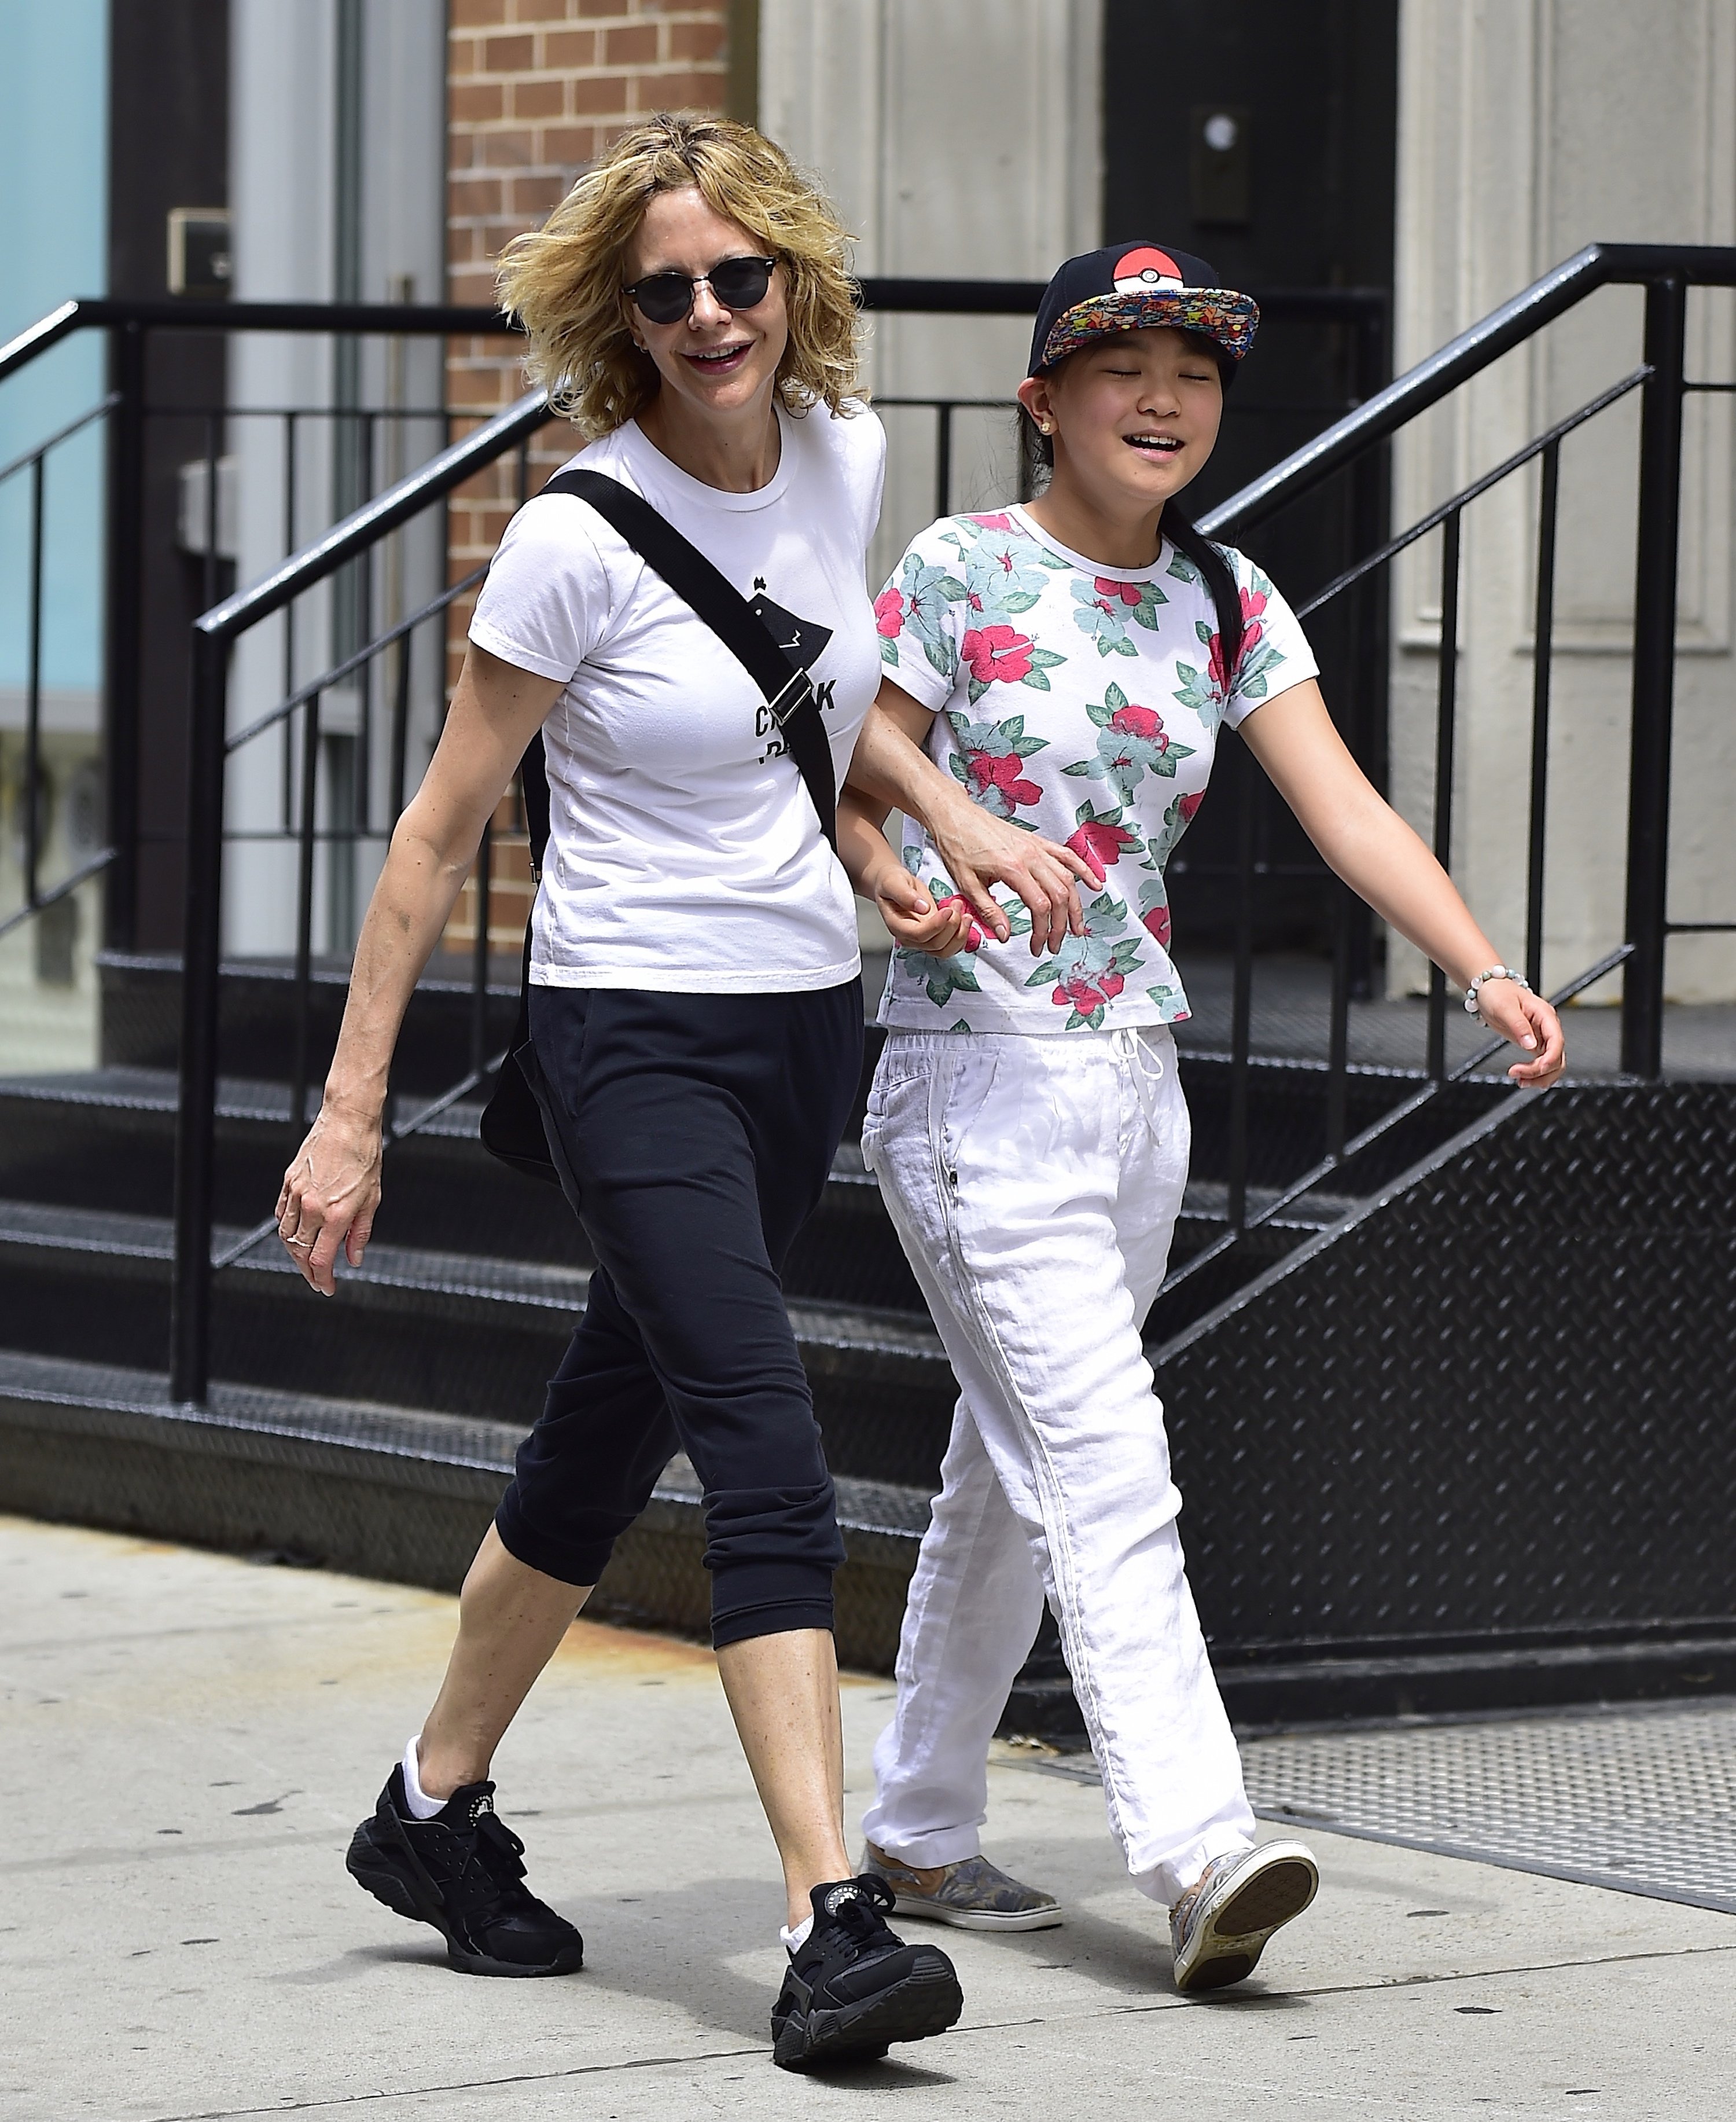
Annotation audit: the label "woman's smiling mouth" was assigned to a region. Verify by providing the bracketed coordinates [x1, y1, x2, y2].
[683, 342, 754, 375]
[1123, 432, 1185, 456]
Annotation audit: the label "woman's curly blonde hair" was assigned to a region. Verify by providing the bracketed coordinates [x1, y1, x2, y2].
[496, 112, 863, 436]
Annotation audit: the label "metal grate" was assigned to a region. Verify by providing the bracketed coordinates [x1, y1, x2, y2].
[1240, 1700, 1736, 1914]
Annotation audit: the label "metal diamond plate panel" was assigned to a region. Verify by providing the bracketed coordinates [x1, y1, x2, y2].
[1241, 1700, 1736, 1915]
[1158, 1083, 1736, 1654]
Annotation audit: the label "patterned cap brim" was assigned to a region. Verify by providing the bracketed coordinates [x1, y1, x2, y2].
[1037, 288, 1260, 372]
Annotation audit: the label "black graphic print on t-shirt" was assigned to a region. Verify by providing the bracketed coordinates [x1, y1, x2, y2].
[749, 579, 835, 761]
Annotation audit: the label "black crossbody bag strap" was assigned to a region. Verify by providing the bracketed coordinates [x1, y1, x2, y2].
[480, 468, 840, 1188]
[531, 466, 836, 853]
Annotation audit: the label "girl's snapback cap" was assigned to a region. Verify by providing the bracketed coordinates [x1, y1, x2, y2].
[1028, 243, 1259, 375]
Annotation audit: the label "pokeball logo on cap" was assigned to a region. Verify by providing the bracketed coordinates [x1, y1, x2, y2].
[1113, 245, 1187, 295]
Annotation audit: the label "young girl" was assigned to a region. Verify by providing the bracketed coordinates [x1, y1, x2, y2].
[840, 241, 1565, 1992]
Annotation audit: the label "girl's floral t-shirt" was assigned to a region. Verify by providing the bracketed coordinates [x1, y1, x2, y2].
[874, 504, 1316, 1033]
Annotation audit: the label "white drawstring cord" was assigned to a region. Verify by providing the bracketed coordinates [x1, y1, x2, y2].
[1114, 1024, 1167, 1081]
[1115, 1025, 1168, 1135]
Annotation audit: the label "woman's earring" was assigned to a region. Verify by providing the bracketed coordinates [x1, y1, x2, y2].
[1039, 418, 1054, 435]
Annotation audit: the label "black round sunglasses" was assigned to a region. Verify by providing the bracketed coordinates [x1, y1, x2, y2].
[624, 255, 779, 325]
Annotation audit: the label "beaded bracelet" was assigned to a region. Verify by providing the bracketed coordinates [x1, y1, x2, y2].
[1463, 964, 1532, 1022]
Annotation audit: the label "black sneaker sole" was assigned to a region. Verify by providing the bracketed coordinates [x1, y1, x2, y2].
[345, 1811, 584, 1978]
[772, 1952, 963, 2073]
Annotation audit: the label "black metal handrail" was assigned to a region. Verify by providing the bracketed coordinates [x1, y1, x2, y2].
[4, 256, 1724, 1401]
[2, 285, 1382, 959]
[0, 280, 1390, 384]
[9, 284, 1359, 1403]
[149, 252, 1734, 1398]
[1200, 241, 1736, 538]
[0, 386, 124, 948]
[1175, 242, 1736, 1270]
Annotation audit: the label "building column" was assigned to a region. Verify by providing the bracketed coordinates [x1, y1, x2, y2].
[1389, 0, 1736, 1004]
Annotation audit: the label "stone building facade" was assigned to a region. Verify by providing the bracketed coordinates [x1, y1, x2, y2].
[208, 0, 1736, 1003]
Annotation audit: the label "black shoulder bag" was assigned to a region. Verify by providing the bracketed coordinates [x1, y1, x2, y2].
[477, 468, 840, 1190]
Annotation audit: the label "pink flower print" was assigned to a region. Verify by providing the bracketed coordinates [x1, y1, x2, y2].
[1109, 702, 1167, 747]
[873, 588, 905, 638]
[961, 624, 1036, 687]
[1141, 900, 1172, 949]
[1053, 969, 1126, 1015]
[1095, 577, 1146, 608]
[1066, 817, 1139, 874]
[1178, 791, 1205, 825]
[1209, 585, 1271, 694]
[968, 750, 1043, 810]
[968, 512, 1015, 532]
[933, 891, 984, 952]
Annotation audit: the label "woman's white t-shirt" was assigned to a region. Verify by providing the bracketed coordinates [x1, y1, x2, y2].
[468, 400, 886, 994]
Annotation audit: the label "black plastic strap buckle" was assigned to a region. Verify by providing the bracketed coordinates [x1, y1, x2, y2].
[766, 666, 815, 728]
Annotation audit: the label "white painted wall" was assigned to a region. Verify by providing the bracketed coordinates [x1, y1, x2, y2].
[1390, 0, 1736, 1003]
[226, 0, 446, 958]
[760, 0, 1102, 588]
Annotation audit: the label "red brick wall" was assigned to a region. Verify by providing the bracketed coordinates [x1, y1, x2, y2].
[442, 1, 731, 957]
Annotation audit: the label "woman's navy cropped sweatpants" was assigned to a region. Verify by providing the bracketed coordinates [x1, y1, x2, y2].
[493, 979, 863, 1649]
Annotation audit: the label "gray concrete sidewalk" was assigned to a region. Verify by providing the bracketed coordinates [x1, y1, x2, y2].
[3, 1515, 1733, 2121]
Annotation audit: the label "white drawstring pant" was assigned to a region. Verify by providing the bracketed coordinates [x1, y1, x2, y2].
[858, 1025, 1254, 1905]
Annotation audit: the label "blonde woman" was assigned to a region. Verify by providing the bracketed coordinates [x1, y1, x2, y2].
[275, 115, 961, 2070]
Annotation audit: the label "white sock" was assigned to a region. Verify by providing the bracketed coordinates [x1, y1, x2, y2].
[780, 1914, 814, 1955]
[400, 1735, 445, 1820]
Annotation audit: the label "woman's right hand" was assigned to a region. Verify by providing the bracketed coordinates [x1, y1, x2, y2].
[275, 1098, 385, 1296]
[925, 790, 1103, 956]
[845, 680, 1099, 954]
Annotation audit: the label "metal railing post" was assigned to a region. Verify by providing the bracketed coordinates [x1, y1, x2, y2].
[1620, 273, 1689, 1078]
[290, 691, 323, 1135]
[1525, 439, 1561, 991]
[1347, 297, 1391, 1000]
[935, 402, 954, 521]
[169, 626, 231, 1405]
[1226, 743, 1256, 1230]
[24, 455, 45, 911]
[102, 320, 146, 950]
[1426, 510, 1462, 1082]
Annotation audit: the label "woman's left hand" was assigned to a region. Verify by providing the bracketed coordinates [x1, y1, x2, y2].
[1476, 978, 1566, 1087]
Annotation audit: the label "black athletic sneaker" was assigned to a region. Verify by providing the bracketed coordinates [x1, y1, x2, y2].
[345, 1766, 584, 1977]
[771, 1875, 963, 2072]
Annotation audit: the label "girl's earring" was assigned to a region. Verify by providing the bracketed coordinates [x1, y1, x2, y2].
[1039, 418, 1054, 435]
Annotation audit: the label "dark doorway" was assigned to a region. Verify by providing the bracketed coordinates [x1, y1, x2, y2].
[1102, 1, 1399, 964]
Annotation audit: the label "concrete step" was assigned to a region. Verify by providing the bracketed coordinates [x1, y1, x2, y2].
[0, 1347, 932, 1673]
[0, 1196, 959, 1490]
[0, 1067, 928, 1309]
[0, 1066, 1292, 1318]
[97, 950, 526, 1097]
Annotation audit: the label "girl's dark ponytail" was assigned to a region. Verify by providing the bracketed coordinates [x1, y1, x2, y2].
[1158, 500, 1244, 691]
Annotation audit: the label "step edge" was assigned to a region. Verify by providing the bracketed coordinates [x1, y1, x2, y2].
[0, 1202, 947, 1356]
[0, 1352, 936, 1540]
